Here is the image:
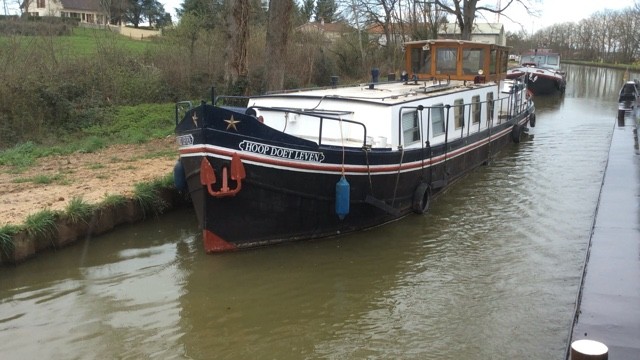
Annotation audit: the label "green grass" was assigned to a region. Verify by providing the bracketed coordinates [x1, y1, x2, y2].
[64, 196, 95, 224]
[101, 193, 127, 206]
[132, 174, 174, 218]
[0, 103, 175, 172]
[0, 224, 20, 258]
[13, 173, 68, 185]
[87, 163, 106, 170]
[83, 103, 175, 144]
[24, 209, 58, 241]
[563, 59, 640, 71]
[1, 26, 157, 57]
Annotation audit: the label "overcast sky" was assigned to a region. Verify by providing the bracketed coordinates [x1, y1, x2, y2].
[2, 0, 633, 34]
[158, 0, 633, 33]
[500, 0, 634, 33]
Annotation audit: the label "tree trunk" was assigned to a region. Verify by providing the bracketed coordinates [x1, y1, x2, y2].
[264, 0, 293, 92]
[225, 0, 250, 94]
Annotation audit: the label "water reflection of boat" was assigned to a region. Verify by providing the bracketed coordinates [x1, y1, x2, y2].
[617, 80, 640, 121]
[173, 39, 536, 253]
[506, 49, 566, 96]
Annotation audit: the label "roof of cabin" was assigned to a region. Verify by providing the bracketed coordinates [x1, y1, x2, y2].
[403, 38, 509, 50]
[252, 80, 497, 107]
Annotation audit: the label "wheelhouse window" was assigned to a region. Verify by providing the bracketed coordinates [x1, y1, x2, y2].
[471, 95, 481, 124]
[411, 47, 432, 75]
[402, 111, 421, 145]
[547, 55, 559, 66]
[431, 104, 445, 136]
[463, 48, 484, 75]
[501, 50, 508, 72]
[490, 49, 497, 74]
[454, 99, 464, 129]
[486, 92, 495, 122]
[436, 47, 458, 74]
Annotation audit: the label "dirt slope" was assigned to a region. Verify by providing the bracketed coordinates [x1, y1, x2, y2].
[0, 138, 178, 226]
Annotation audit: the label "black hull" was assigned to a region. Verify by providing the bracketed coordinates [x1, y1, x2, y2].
[177, 104, 534, 252]
[508, 70, 565, 96]
[525, 74, 565, 96]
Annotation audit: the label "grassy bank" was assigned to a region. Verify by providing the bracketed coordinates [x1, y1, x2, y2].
[563, 59, 640, 72]
[0, 173, 184, 264]
[0, 103, 176, 172]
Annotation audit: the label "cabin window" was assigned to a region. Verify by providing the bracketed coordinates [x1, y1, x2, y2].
[411, 47, 432, 74]
[547, 55, 559, 66]
[471, 96, 481, 124]
[431, 105, 445, 136]
[486, 92, 495, 122]
[454, 99, 464, 129]
[402, 111, 421, 145]
[436, 48, 458, 74]
[501, 50, 508, 72]
[463, 48, 484, 75]
[490, 49, 497, 74]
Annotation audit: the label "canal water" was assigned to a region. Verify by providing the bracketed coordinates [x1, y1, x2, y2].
[0, 65, 636, 359]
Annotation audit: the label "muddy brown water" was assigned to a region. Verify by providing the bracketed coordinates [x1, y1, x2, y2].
[0, 65, 636, 359]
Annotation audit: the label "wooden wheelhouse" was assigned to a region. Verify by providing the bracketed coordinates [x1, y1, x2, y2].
[403, 39, 510, 83]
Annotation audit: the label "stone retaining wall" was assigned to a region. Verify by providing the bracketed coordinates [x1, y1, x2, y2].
[1, 188, 189, 266]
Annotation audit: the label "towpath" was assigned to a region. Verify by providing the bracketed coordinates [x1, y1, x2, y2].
[569, 118, 640, 358]
[0, 137, 177, 227]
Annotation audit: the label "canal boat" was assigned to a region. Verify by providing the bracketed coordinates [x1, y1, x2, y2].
[617, 80, 640, 121]
[506, 49, 566, 95]
[174, 39, 536, 253]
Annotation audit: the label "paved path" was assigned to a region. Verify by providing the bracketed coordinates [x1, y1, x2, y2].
[569, 116, 640, 359]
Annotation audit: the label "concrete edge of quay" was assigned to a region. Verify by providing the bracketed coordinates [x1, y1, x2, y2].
[566, 115, 640, 359]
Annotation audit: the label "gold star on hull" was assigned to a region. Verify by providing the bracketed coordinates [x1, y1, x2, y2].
[225, 115, 241, 131]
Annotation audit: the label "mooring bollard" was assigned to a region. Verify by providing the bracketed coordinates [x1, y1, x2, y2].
[571, 339, 608, 360]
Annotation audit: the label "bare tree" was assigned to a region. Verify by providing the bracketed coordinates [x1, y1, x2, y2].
[99, 0, 113, 26]
[224, 0, 250, 93]
[264, 0, 293, 92]
[19, 0, 32, 17]
[434, 0, 537, 40]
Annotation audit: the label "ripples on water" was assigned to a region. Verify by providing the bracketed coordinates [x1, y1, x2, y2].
[0, 65, 626, 359]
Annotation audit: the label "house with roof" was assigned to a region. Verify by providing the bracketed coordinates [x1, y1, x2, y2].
[296, 19, 355, 43]
[438, 23, 505, 46]
[23, 0, 108, 25]
[366, 22, 505, 47]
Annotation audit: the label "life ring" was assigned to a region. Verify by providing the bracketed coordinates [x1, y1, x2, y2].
[529, 113, 536, 128]
[412, 183, 431, 214]
[511, 124, 522, 143]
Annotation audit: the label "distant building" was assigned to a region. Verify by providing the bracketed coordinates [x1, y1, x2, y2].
[365, 22, 506, 47]
[296, 19, 355, 43]
[439, 23, 505, 46]
[23, 0, 108, 25]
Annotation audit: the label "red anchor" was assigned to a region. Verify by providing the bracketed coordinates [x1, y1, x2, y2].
[200, 153, 246, 197]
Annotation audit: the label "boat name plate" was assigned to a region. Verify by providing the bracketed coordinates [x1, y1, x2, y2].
[239, 140, 325, 162]
[177, 134, 194, 146]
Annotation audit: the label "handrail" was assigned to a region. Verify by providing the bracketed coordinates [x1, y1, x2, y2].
[247, 105, 368, 147]
[209, 75, 528, 149]
[175, 101, 193, 126]
[394, 83, 524, 146]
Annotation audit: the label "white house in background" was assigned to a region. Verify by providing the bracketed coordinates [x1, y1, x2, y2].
[24, 0, 108, 25]
[296, 19, 355, 43]
[367, 22, 506, 47]
[439, 23, 506, 46]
